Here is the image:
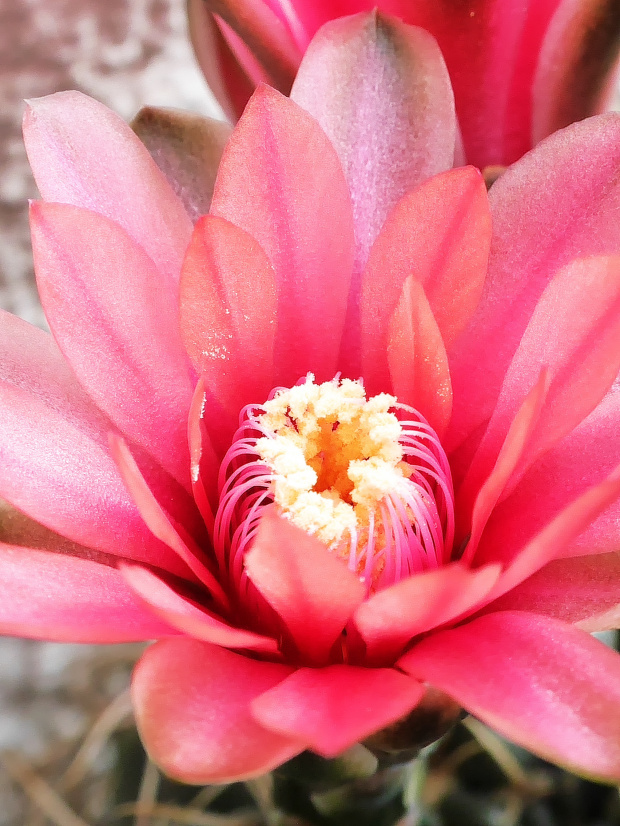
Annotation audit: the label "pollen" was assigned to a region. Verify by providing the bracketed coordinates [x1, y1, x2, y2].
[214, 376, 455, 593]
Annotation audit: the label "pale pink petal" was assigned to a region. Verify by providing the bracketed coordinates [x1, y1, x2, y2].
[23, 91, 192, 286]
[400, 612, 620, 782]
[0, 310, 181, 573]
[211, 85, 355, 384]
[387, 277, 452, 436]
[354, 564, 500, 665]
[244, 508, 365, 665]
[448, 115, 620, 452]
[132, 639, 302, 783]
[180, 215, 277, 447]
[121, 565, 278, 655]
[361, 167, 490, 395]
[252, 664, 424, 757]
[462, 256, 620, 497]
[31, 202, 194, 486]
[533, 0, 620, 144]
[484, 555, 620, 632]
[0, 545, 177, 643]
[291, 11, 456, 280]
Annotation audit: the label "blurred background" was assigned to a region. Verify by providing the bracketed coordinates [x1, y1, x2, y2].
[1, 3, 620, 825]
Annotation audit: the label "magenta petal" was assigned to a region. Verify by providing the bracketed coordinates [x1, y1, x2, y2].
[132, 638, 302, 783]
[31, 202, 194, 486]
[0, 545, 177, 643]
[23, 91, 192, 287]
[211, 86, 355, 384]
[354, 563, 500, 665]
[485, 555, 620, 632]
[0, 310, 178, 571]
[244, 508, 365, 665]
[291, 11, 456, 273]
[448, 114, 620, 452]
[121, 565, 278, 655]
[400, 612, 620, 782]
[252, 664, 425, 757]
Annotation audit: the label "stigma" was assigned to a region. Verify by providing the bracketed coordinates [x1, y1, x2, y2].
[214, 376, 455, 594]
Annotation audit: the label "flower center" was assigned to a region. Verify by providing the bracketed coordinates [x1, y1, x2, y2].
[214, 376, 455, 593]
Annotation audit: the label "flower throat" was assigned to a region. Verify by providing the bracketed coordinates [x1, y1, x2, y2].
[215, 376, 455, 594]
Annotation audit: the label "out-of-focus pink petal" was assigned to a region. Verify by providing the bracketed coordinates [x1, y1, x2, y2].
[481, 464, 620, 600]
[0, 545, 178, 643]
[400, 612, 620, 782]
[354, 563, 500, 665]
[291, 12, 456, 278]
[109, 436, 228, 608]
[361, 167, 490, 396]
[484, 555, 620, 632]
[23, 91, 192, 287]
[31, 202, 194, 487]
[180, 215, 277, 447]
[121, 565, 278, 655]
[244, 508, 365, 666]
[252, 664, 424, 757]
[533, 0, 620, 144]
[448, 114, 620, 452]
[132, 638, 302, 783]
[387, 277, 452, 436]
[0, 310, 181, 573]
[131, 107, 232, 223]
[211, 86, 354, 384]
[463, 256, 620, 500]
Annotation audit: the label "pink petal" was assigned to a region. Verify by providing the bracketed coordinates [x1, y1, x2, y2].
[291, 11, 456, 279]
[244, 508, 365, 665]
[448, 114, 620, 452]
[463, 256, 620, 498]
[354, 563, 501, 666]
[121, 565, 278, 655]
[132, 638, 302, 783]
[252, 664, 425, 757]
[387, 277, 452, 436]
[180, 215, 277, 446]
[361, 167, 490, 396]
[210, 85, 355, 384]
[0, 310, 180, 573]
[533, 0, 620, 144]
[187, 378, 219, 530]
[131, 107, 232, 223]
[400, 611, 620, 782]
[31, 202, 194, 487]
[0, 545, 177, 643]
[485, 555, 620, 632]
[23, 91, 192, 287]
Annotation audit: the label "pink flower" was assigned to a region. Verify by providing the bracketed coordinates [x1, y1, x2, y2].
[191, 1, 620, 167]
[3, 20, 620, 785]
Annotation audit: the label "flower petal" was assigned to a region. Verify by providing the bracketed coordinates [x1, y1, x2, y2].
[121, 565, 278, 655]
[252, 664, 424, 758]
[387, 277, 452, 436]
[31, 202, 194, 486]
[180, 215, 277, 447]
[23, 91, 192, 287]
[448, 114, 620, 451]
[484, 555, 620, 632]
[132, 638, 302, 783]
[211, 86, 355, 384]
[361, 166, 490, 396]
[0, 545, 177, 643]
[132, 107, 232, 223]
[354, 563, 500, 665]
[244, 507, 365, 666]
[400, 611, 620, 783]
[0, 311, 179, 572]
[291, 11, 456, 276]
